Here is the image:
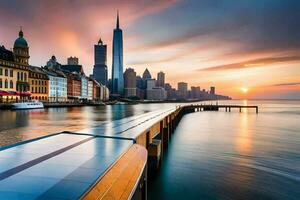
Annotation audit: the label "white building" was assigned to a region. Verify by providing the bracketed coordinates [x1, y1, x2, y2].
[43, 69, 67, 102]
[146, 79, 166, 100]
[81, 76, 88, 100]
[146, 87, 167, 100]
[87, 79, 93, 101]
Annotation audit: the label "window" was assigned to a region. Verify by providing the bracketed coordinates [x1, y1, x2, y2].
[17, 72, 20, 80]
[0, 68, 2, 75]
[24, 73, 27, 81]
[35, 87, 37, 93]
[35, 80, 37, 85]
[32, 87, 34, 92]
[5, 79, 8, 88]
[32, 80, 34, 85]
[0, 79, 2, 88]
[21, 72, 23, 81]
[10, 80, 13, 89]
[10, 69, 13, 77]
[39, 80, 40, 85]
[5, 69, 8, 76]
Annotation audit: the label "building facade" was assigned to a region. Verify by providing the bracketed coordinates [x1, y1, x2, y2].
[65, 72, 81, 100]
[191, 86, 201, 100]
[210, 86, 215, 95]
[156, 71, 165, 87]
[111, 12, 124, 95]
[67, 57, 79, 65]
[124, 68, 136, 97]
[43, 69, 67, 102]
[177, 82, 188, 99]
[81, 75, 88, 100]
[93, 38, 108, 86]
[88, 78, 94, 101]
[0, 30, 31, 102]
[29, 66, 49, 101]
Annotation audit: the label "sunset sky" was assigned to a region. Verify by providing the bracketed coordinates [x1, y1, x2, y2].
[0, 0, 299, 99]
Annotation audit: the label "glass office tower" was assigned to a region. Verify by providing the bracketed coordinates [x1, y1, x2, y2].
[111, 12, 124, 95]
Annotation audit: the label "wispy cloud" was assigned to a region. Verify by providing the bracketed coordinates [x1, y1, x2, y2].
[198, 56, 300, 72]
[272, 82, 300, 87]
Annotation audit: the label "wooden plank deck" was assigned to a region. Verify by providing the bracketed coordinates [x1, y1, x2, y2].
[82, 144, 147, 200]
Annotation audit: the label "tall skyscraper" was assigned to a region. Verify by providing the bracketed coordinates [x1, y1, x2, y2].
[157, 71, 165, 87]
[124, 68, 136, 97]
[177, 82, 188, 99]
[93, 38, 108, 86]
[142, 68, 152, 80]
[210, 86, 215, 95]
[111, 11, 124, 95]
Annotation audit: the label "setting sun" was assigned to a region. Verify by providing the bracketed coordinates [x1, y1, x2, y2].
[241, 87, 249, 94]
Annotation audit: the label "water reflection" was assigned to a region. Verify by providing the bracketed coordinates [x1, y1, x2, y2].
[236, 113, 252, 155]
[0, 103, 177, 147]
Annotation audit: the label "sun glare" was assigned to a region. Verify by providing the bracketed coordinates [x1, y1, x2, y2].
[241, 87, 249, 94]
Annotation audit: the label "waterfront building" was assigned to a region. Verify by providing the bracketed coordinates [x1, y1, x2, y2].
[146, 79, 166, 100]
[67, 57, 79, 65]
[156, 71, 165, 87]
[65, 72, 81, 101]
[177, 82, 188, 99]
[88, 78, 94, 101]
[28, 66, 49, 101]
[13, 29, 30, 95]
[42, 67, 67, 102]
[111, 12, 124, 95]
[164, 83, 177, 100]
[191, 86, 201, 99]
[210, 86, 215, 95]
[146, 87, 167, 101]
[0, 29, 31, 103]
[92, 79, 100, 101]
[81, 75, 88, 100]
[124, 68, 137, 97]
[93, 38, 108, 86]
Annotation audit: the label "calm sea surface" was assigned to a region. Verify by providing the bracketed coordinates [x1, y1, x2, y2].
[0, 100, 299, 199]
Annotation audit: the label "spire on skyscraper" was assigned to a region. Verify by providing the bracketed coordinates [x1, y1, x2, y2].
[116, 10, 120, 29]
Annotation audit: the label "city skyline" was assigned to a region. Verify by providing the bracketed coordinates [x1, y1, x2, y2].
[0, 0, 299, 99]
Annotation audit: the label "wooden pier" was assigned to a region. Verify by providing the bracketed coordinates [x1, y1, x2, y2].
[188, 104, 259, 113]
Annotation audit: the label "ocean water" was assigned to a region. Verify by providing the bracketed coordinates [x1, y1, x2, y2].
[0, 100, 299, 199]
[148, 100, 300, 200]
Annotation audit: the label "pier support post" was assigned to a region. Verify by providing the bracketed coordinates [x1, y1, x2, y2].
[239, 108, 242, 113]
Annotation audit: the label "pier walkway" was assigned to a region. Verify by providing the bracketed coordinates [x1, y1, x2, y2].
[0, 104, 258, 200]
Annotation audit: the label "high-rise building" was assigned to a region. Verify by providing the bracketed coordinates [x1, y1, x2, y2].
[93, 38, 108, 86]
[156, 71, 165, 87]
[124, 68, 136, 97]
[210, 86, 215, 95]
[142, 68, 152, 80]
[177, 82, 188, 99]
[67, 57, 79, 65]
[191, 86, 201, 99]
[111, 11, 124, 95]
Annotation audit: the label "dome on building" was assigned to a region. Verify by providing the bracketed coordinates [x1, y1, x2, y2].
[14, 29, 28, 47]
